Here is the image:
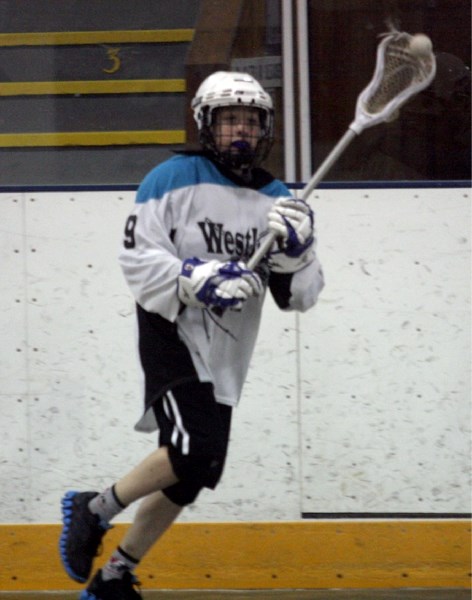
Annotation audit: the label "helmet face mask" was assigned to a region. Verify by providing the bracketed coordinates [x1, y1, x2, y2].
[192, 71, 274, 170]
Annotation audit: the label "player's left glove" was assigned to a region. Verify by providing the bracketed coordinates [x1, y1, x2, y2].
[177, 257, 263, 311]
[267, 197, 315, 273]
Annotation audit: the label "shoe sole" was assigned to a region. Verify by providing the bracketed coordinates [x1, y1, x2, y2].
[59, 490, 88, 583]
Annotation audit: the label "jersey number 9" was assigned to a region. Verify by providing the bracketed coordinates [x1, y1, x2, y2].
[124, 215, 137, 249]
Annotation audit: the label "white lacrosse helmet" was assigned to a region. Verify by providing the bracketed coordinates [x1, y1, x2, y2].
[191, 71, 274, 169]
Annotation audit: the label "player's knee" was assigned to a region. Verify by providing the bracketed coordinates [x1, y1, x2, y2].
[162, 480, 202, 506]
[168, 445, 226, 489]
[163, 449, 226, 507]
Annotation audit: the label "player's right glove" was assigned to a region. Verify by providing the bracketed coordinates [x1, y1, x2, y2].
[177, 257, 263, 311]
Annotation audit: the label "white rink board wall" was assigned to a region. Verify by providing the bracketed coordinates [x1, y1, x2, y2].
[0, 188, 469, 524]
[298, 188, 470, 516]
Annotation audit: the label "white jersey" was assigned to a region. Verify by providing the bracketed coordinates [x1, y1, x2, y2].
[119, 153, 324, 431]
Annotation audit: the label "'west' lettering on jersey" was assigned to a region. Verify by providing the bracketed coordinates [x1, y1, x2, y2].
[197, 219, 258, 258]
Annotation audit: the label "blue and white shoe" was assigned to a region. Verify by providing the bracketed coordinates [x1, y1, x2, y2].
[59, 491, 111, 583]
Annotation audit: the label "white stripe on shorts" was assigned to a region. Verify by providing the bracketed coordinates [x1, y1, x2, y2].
[164, 391, 190, 455]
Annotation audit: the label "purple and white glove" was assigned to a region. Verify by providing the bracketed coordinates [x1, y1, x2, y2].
[177, 257, 263, 311]
[267, 197, 315, 273]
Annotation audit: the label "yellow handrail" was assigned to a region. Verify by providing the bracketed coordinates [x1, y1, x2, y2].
[0, 131, 186, 147]
[0, 79, 186, 96]
[0, 29, 194, 46]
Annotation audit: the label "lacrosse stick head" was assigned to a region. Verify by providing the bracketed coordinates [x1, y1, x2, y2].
[351, 29, 436, 134]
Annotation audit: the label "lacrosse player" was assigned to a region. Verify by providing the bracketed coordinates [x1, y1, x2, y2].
[59, 71, 324, 600]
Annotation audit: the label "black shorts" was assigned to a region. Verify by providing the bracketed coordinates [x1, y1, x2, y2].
[135, 303, 201, 432]
[135, 303, 233, 505]
[153, 381, 232, 505]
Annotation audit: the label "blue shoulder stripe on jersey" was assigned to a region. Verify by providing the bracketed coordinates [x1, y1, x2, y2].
[259, 178, 291, 198]
[135, 154, 290, 203]
[136, 155, 236, 203]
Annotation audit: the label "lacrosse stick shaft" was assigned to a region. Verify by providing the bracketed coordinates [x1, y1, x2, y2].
[301, 128, 357, 198]
[248, 127, 357, 269]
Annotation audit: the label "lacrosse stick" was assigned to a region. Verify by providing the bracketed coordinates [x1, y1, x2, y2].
[248, 28, 436, 270]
